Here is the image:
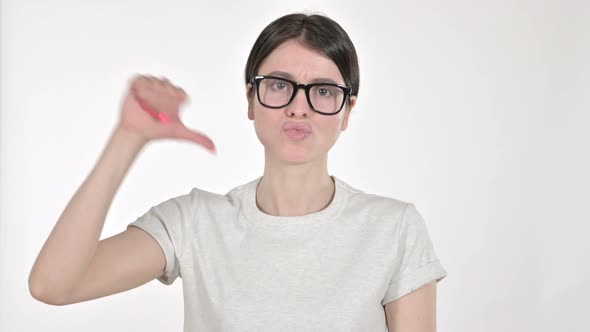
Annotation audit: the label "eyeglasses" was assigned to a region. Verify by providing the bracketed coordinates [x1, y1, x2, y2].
[250, 75, 353, 115]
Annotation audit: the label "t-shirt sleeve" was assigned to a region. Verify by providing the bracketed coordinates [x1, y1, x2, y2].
[126, 191, 196, 286]
[382, 203, 448, 306]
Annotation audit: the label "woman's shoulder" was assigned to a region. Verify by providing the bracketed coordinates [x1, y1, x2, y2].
[153, 183, 242, 212]
[336, 176, 409, 204]
[335, 176, 412, 217]
[181, 177, 261, 208]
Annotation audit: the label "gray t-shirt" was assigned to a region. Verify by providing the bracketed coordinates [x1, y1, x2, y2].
[128, 175, 447, 331]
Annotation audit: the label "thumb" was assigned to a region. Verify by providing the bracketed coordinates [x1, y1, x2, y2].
[173, 124, 216, 153]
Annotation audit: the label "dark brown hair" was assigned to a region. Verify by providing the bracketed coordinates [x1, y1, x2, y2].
[244, 13, 360, 99]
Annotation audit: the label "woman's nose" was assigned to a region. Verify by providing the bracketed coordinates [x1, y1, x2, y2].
[285, 88, 312, 118]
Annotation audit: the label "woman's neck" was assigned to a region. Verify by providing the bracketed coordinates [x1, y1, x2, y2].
[255, 168, 335, 217]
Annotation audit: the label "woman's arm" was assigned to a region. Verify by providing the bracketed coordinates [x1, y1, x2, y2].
[28, 126, 148, 303]
[385, 281, 437, 332]
[28, 75, 214, 305]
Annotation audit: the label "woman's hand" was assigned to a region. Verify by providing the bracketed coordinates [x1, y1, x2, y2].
[117, 74, 216, 153]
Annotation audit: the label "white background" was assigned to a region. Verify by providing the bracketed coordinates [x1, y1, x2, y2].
[1, 0, 589, 331]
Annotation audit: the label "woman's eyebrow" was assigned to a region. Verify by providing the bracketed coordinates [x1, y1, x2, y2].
[265, 70, 293, 79]
[266, 70, 340, 84]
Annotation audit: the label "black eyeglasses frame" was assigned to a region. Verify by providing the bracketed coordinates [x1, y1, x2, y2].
[250, 75, 353, 116]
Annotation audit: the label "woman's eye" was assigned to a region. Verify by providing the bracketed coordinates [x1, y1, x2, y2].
[317, 88, 332, 96]
[270, 81, 288, 90]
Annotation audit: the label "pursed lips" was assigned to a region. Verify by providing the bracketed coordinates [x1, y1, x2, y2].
[282, 121, 312, 133]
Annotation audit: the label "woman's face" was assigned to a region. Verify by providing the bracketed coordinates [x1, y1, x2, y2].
[247, 39, 356, 165]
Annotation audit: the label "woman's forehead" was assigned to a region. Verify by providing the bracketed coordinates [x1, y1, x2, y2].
[258, 40, 344, 84]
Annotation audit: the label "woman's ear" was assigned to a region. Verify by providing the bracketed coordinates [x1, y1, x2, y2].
[246, 83, 254, 120]
[341, 95, 357, 131]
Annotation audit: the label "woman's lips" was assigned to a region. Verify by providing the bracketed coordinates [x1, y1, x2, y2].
[282, 121, 312, 141]
[284, 128, 311, 141]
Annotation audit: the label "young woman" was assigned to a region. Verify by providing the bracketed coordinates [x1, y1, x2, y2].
[29, 12, 447, 332]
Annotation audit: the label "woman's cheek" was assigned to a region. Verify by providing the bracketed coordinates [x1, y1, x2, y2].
[254, 118, 279, 149]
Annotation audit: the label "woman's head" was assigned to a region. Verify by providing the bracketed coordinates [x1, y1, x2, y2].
[245, 13, 359, 99]
[245, 13, 360, 165]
